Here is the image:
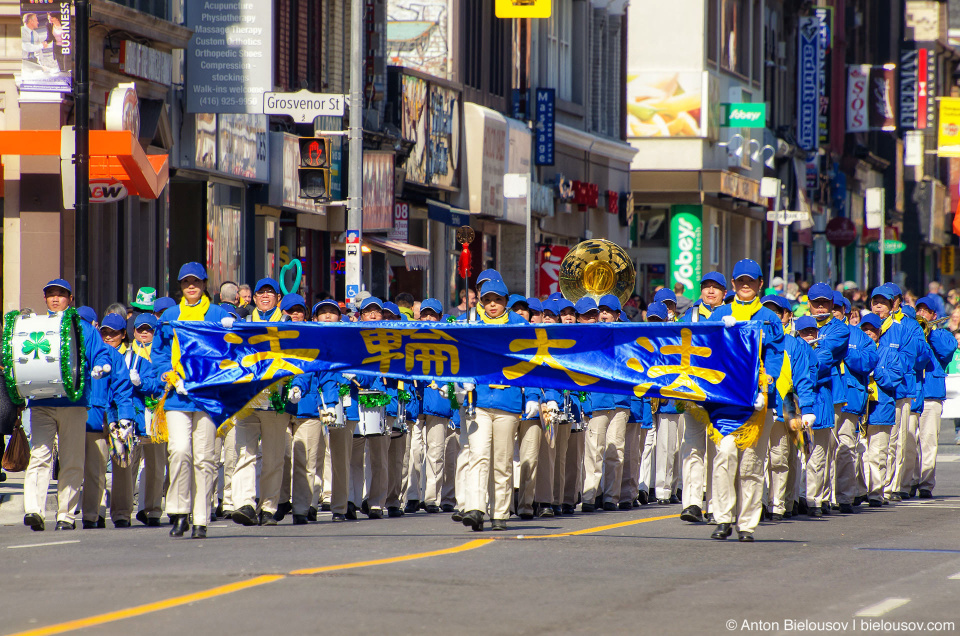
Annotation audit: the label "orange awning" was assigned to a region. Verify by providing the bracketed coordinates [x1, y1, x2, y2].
[0, 130, 168, 199]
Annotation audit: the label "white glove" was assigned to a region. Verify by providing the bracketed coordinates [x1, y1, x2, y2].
[174, 378, 188, 396]
[288, 386, 302, 404]
[221, 316, 236, 328]
[524, 401, 540, 419]
[721, 315, 737, 328]
[342, 373, 356, 381]
[753, 393, 765, 411]
[91, 365, 106, 379]
[462, 382, 476, 392]
[545, 401, 559, 412]
[801, 414, 816, 427]
[128, 369, 141, 387]
[118, 419, 134, 437]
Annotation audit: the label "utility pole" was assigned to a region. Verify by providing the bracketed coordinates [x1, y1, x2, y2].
[75, 0, 89, 304]
[345, 0, 363, 306]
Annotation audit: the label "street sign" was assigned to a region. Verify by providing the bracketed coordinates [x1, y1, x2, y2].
[866, 239, 906, 254]
[721, 103, 766, 128]
[765, 210, 811, 224]
[825, 217, 857, 247]
[263, 90, 345, 122]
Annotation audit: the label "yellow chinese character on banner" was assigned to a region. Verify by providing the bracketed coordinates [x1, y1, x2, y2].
[502, 328, 597, 386]
[405, 329, 460, 375]
[360, 328, 406, 372]
[627, 328, 725, 401]
[220, 328, 319, 382]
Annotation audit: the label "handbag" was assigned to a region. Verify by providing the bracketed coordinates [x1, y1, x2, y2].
[2, 416, 29, 472]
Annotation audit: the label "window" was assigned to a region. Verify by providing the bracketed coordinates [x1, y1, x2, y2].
[109, 0, 169, 20]
[720, 0, 748, 76]
[752, 0, 761, 81]
[489, 5, 507, 97]
[544, 0, 572, 101]
[707, 0, 718, 64]
[462, 0, 483, 91]
[589, 8, 621, 138]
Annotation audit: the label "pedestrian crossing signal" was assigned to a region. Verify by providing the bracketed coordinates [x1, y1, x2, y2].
[298, 137, 331, 200]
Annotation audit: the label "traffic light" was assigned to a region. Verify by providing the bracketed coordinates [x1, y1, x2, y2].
[298, 136, 331, 200]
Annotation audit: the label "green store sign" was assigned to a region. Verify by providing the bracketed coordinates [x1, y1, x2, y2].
[721, 103, 767, 128]
[669, 205, 702, 301]
[866, 239, 906, 254]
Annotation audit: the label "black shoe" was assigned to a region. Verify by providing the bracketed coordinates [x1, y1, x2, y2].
[222, 511, 233, 520]
[919, 489, 933, 499]
[491, 519, 507, 531]
[581, 503, 595, 513]
[783, 510, 792, 519]
[594, 495, 603, 508]
[320, 503, 331, 512]
[657, 498, 670, 505]
[82, 520, 98, 530]
[539, 505, 556, 517]
[461, 510, 484, 532]
[387, 507, 404, 518]
[632, 500, 640, 508]
[24, 513, 44, 532]
[403, 500, 420, 514]
[232, 505, 258, 526]
[831, 503, 840, 511]
[798, 498, 808, 515]
[259, 511, 278, 526]
[908, 485, 918, 499]
[603, 502, 618, 512]
[561, 503, 575, 515]
[146, 517, 161, 527]
[738, 531, 754, 542]
[0, 471, 5, 482]
[869, 499, 883, 508]
[332, 513, 346, 522]
[361, 499, 370, 515]
[680, 505, 704, 523]
[307, 506, 318, 522]
[637, 491, 649, 505]
[705, 513, 716, 524]
[552, 505, 562, 516]
[792, 501, 800, 517]
[367, 507, 383, 519]
[215, 501, 224, 519]
[711, 523, 733, 540]
[451, 509, 464, 522]
[889, 493, 902, 502]
[97, 516, 106, 529]
[618, 502, 632, 511]
[442, 504, 455, 513]
[839, 503, 854, 514]
[518, 513, 534, 521]
[346, 502, 358, 520]
[669, 494, 680, 504]
[771, 513, 784, 522]
[292, 515, 308, 525]
[853, 495, 866, 506]
[821, 503, 831, 516]
[169, 515, 188, 537]
[190, 525, 206, 539]
[274, 501, 292, 522]
[114, 519, 131, 528]
[808, 507, 822, 518]
[762, 504, 772, 521]
[55, 520, 75, 531]
[424, 504, 441, 514]
[136, 510, 149, 526]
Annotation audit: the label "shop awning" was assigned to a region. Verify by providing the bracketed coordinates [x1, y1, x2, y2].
[631, 169, 768, 208]
[366, 235, 431, 270]
[0, 130, 168, 199]
[427, 199, 472, 226]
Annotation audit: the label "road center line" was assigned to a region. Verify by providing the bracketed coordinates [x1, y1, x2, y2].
[290, 538, 494, 575]
[7, 540, 81, 550]
[854, 597, 911, 617]
[518, 513, 681, 538]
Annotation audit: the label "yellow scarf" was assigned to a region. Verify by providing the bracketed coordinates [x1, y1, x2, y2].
[698, 303, 713, 320]
[784, 320, 794, 336]
[178, 295, 211, 321]
[133, 341, 152, 362]
[251, 306, 283, 322]
[816, 315, 831, 328]
[118, 342, 129, 355]
[880, 315, 894, 335]
[730, 297, 761, 321]
[481, 309, 510, 325]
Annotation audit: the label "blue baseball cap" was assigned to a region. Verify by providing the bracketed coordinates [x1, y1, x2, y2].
[808, 283, 834, 301]
[860, 313, 882, 330]
[221, 304, 239, 319]
[153, 297, 176, 313]
[382, 301, 401, 317]
[99, 313, 126, 332]
[541, 300, 559, 316]
[77, 306, 97, 324]
[177, 262, 207, 281]
[555, 298, 575, 314]
[548, 292, 563, 301]
[732, 259, 762, 280]
[254, 277, 279, 294]
[654, 288, 677, 305]
[761, 294, 791, 313]
[916, 295, 937, 315]
[901, 305, 916, 319]
[476, 269, 503, 286]
[43, 278, 73, 294]
[527, 298, 543, 313]
[134, 313, 158, 330]
[870, 286, 895, 301]
[479, 279, 508, 299]
[280, 293, 306, 312]
[507, 294, 529, 309]
[701, 272, 727, 289]
[313, 298, 340, 314]
[832, 291, 845, 307]
[575, 297, 598, 314]
[883, 283, 903, 297]
[646, 301, 668, 321]
[598, 294, 622, 313]
[724, 291, 736, 303]
[360, 297, 383, 312]
[794, 315, 818, 332]
[419, 298, 443, 315]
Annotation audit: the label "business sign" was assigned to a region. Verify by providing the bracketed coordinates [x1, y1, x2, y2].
[218, 114, 269, 180]
[814, 7, 832, 147]
[938, 97, 960, 157]
[19, 0, 72, 93]
[797, 16, 821, 150]
[495, 0, 551, 18]
[669, 205, 702, 301]
[263, 90, 345, 122]
[388, 202, 409, 242]
[362, 151, 395, 232]
[900, 46, 927, 130]
[120, 40, 172, 87]
[537, 245, 570, 297]
[720, 103, 766, 128]
[625, 72, 706, 138]
[464, 103, 506, 218]
[89, 178, 128, 204]
[399, 74, 460, 189]
[105, 83, 140, 138]
[866, 239, 907, 254]
[185, 0, 272, 113]
[535, 88, 555, 166]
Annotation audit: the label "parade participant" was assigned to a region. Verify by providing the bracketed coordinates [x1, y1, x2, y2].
[527, 298, 543, 323]
[149, 262, 231, 538]
[127, 286, 156, 340]
[897, 302, 932, 501]
[508, 295, 531, 321]
[913, 296, 957, 498]
[644, 301, 681, 505]
[708, 259, 785, 541]
[835, 292, 878, 513]
[230, 278, 291, 527]
[859, 310, 902, 506]
[385, 374, 418, 517]
[22, 279, 113, 532]
[639, 302, 671, 507]
[620, 394, 652, 508]
[82, 313, 136, 529]
[533, 301, 565, 516]
[459, 277, 528, 531]
[653, 288, 678, 320]
[516, 382, 543, 520]
[128, 314, 166, 527]
[541, 300, 559, 323]
[556, 298, 576, 324]
[152, 296, 175, 319]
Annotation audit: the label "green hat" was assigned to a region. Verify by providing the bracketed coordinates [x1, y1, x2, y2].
[131, 286, 157, 311]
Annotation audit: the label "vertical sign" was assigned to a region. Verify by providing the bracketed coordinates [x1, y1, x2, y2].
[19, 0, 72, 93]
[937, 97, 960, 157]
[923, 45, 936, 130]
[814, 7, 832, 147]
[900, 45, 921, 129]
[868, 65, 897, 131]
[797, 17, 821, 150]
[362, 151, 395, 231]
[669, 205, 702, 302]
[535, 87, 555, 166]
[846, 65, 870, 132]
[388, 202, 409, 242]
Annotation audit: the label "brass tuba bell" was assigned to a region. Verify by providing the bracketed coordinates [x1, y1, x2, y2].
[558, 239, 636, 306]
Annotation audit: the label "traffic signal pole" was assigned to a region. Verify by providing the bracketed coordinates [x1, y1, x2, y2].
[345, 0, 363, 305]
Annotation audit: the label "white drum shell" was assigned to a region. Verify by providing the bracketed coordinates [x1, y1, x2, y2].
[355, 404, 386, 436]
[10, 314, 76, 400]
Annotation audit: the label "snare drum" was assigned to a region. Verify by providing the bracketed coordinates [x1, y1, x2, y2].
[355, 404, 387, 436]
[4, 311, 83, 401]
[320, 400, 346, 429]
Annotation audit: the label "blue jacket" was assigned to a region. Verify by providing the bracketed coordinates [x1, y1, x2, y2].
[841, 326, 878, 416]
[42, 318, 113, 409]
[313, 371, 346, 412]
[775, 335, 817, 421]
[585, 388, 631, 414]
[813, 316, 850, 405]
[519, 387, 545, 420]
[343, 374, 387, 421]
[385, 378, 421, 421]
[148, 300, 231, 416]
[709, 301, 786, 397]
[922, 328, 958, 401]
[680, 302, 720, 323]
[422, 381, 456, 418]
[286, 372, 320, 419]
[457, 310, 528, 413]
[873, 321, 908, 412]
[86, 344, 135, 432]
[628, 395, 653, 429]
[124, 344, 162, 436]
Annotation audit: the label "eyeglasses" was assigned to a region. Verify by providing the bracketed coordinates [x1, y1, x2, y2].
[255, 289, 277, 296]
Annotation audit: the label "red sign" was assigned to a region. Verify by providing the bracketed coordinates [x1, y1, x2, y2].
[825, 217, 857, 247]
[606, 191, 619, 215]
[537, 245, 570, 297]
[572, 181, 599, 208]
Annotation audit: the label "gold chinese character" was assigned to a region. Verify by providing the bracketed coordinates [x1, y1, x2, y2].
[502, 328, 598, 386]
[360, 328, 405, 372]
[220, 327, 320, 383]
[404, 329, 460, 375]
[628, 328, 725, 401]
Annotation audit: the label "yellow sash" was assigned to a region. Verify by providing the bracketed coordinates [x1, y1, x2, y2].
[251, 306, 283, 322]
[730, 297, 761, 321]
[481, 309, 509, 325]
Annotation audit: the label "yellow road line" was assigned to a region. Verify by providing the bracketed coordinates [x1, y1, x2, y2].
[290, 538, 494, 575]
[6, 575, 286, 636]
[522, 513, 681, 538]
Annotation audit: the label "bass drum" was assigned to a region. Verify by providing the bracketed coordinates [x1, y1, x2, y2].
[3, 310, 82, 402]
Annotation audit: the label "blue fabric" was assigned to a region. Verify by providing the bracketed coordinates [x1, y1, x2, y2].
[923, 328, 957, 401]
[812, 317, 850, 405]
[842, 326, 879, 416]
[87, 345, 135, 432]
[286, 372, 320, 418]
[892, 313, 922, 400]
[875, 321, 908, 402]
[775, 335, 817, 421]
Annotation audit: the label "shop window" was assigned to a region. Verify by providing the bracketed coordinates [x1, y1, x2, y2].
[543, 0, 573, 102]
[207, 184, 243, 289]
[720, 0, 748, 77]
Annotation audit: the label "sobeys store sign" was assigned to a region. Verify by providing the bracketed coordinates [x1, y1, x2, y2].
[720, 103, 767, 128]
[669, 205, 702, 301]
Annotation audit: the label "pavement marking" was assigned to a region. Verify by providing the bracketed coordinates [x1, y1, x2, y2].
[857, 548, 960, 554]
[7, 540, 80, 550]
[937, 455, 959, 462]
[854, 597, 911, 617]
[949, 572, 960, 580]
[290, 538, 494, 575]
[5, 575, 285, 636]
[519, 513, 681, 539]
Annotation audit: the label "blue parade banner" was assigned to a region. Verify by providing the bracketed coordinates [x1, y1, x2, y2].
[168, 321, 762, 425]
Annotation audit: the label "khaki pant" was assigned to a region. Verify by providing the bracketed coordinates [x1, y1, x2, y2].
[23, 406, 86, 523]
[165, 410, 217, 526]
[713, 410, 772, 534]
[219, 426, 238, 511]
[904, 412, 921, 490]
[82, 435, 139, 524]
[884, 398, 912, 497]
[865, 425, 891, 499]
[234, 411, 289, 515]
[620, 421, 644, 503]
[786, 437, 802, 510]
[279, 426, 294, 506]
[350, 435, 389, 510]
[289, 418, 322, 516]
[681, 413, 708, 510]
[455, 410, 471, 511]
[918, 400, 942, 491]
[137, 442, 167, 519]
[441, 425, 458, 508]
[327, 426, 352, 514]
[767, 419, 792, 515]
[835, 412, 860, 505]
[551, 424, 572, 507]
[386, 425, 406, 509]
[321, 428, 332, 505]
[404, 417, 426, 503]
[639, 425, 656, 495]
[464, 407, 519, 521]
[564, 430, 584, 506]
[655, 413, 680, 500]
[516, 419, 542, 515]
[412, 416, 448, 505]
[535, 422, 556, 505]
[583, 408, 627, 505]
[805, 426, 836, 508]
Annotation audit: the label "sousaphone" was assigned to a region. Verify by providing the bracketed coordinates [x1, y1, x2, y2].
[558, 239, 636, 306]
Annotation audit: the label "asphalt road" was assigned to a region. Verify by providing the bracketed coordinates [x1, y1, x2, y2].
[2, 436, 960, 636]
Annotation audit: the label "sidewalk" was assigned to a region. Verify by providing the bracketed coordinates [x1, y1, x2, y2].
[0, 471, 57, 526]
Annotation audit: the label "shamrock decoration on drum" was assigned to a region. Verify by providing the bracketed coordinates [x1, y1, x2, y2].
[22, 332, 51, 360]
